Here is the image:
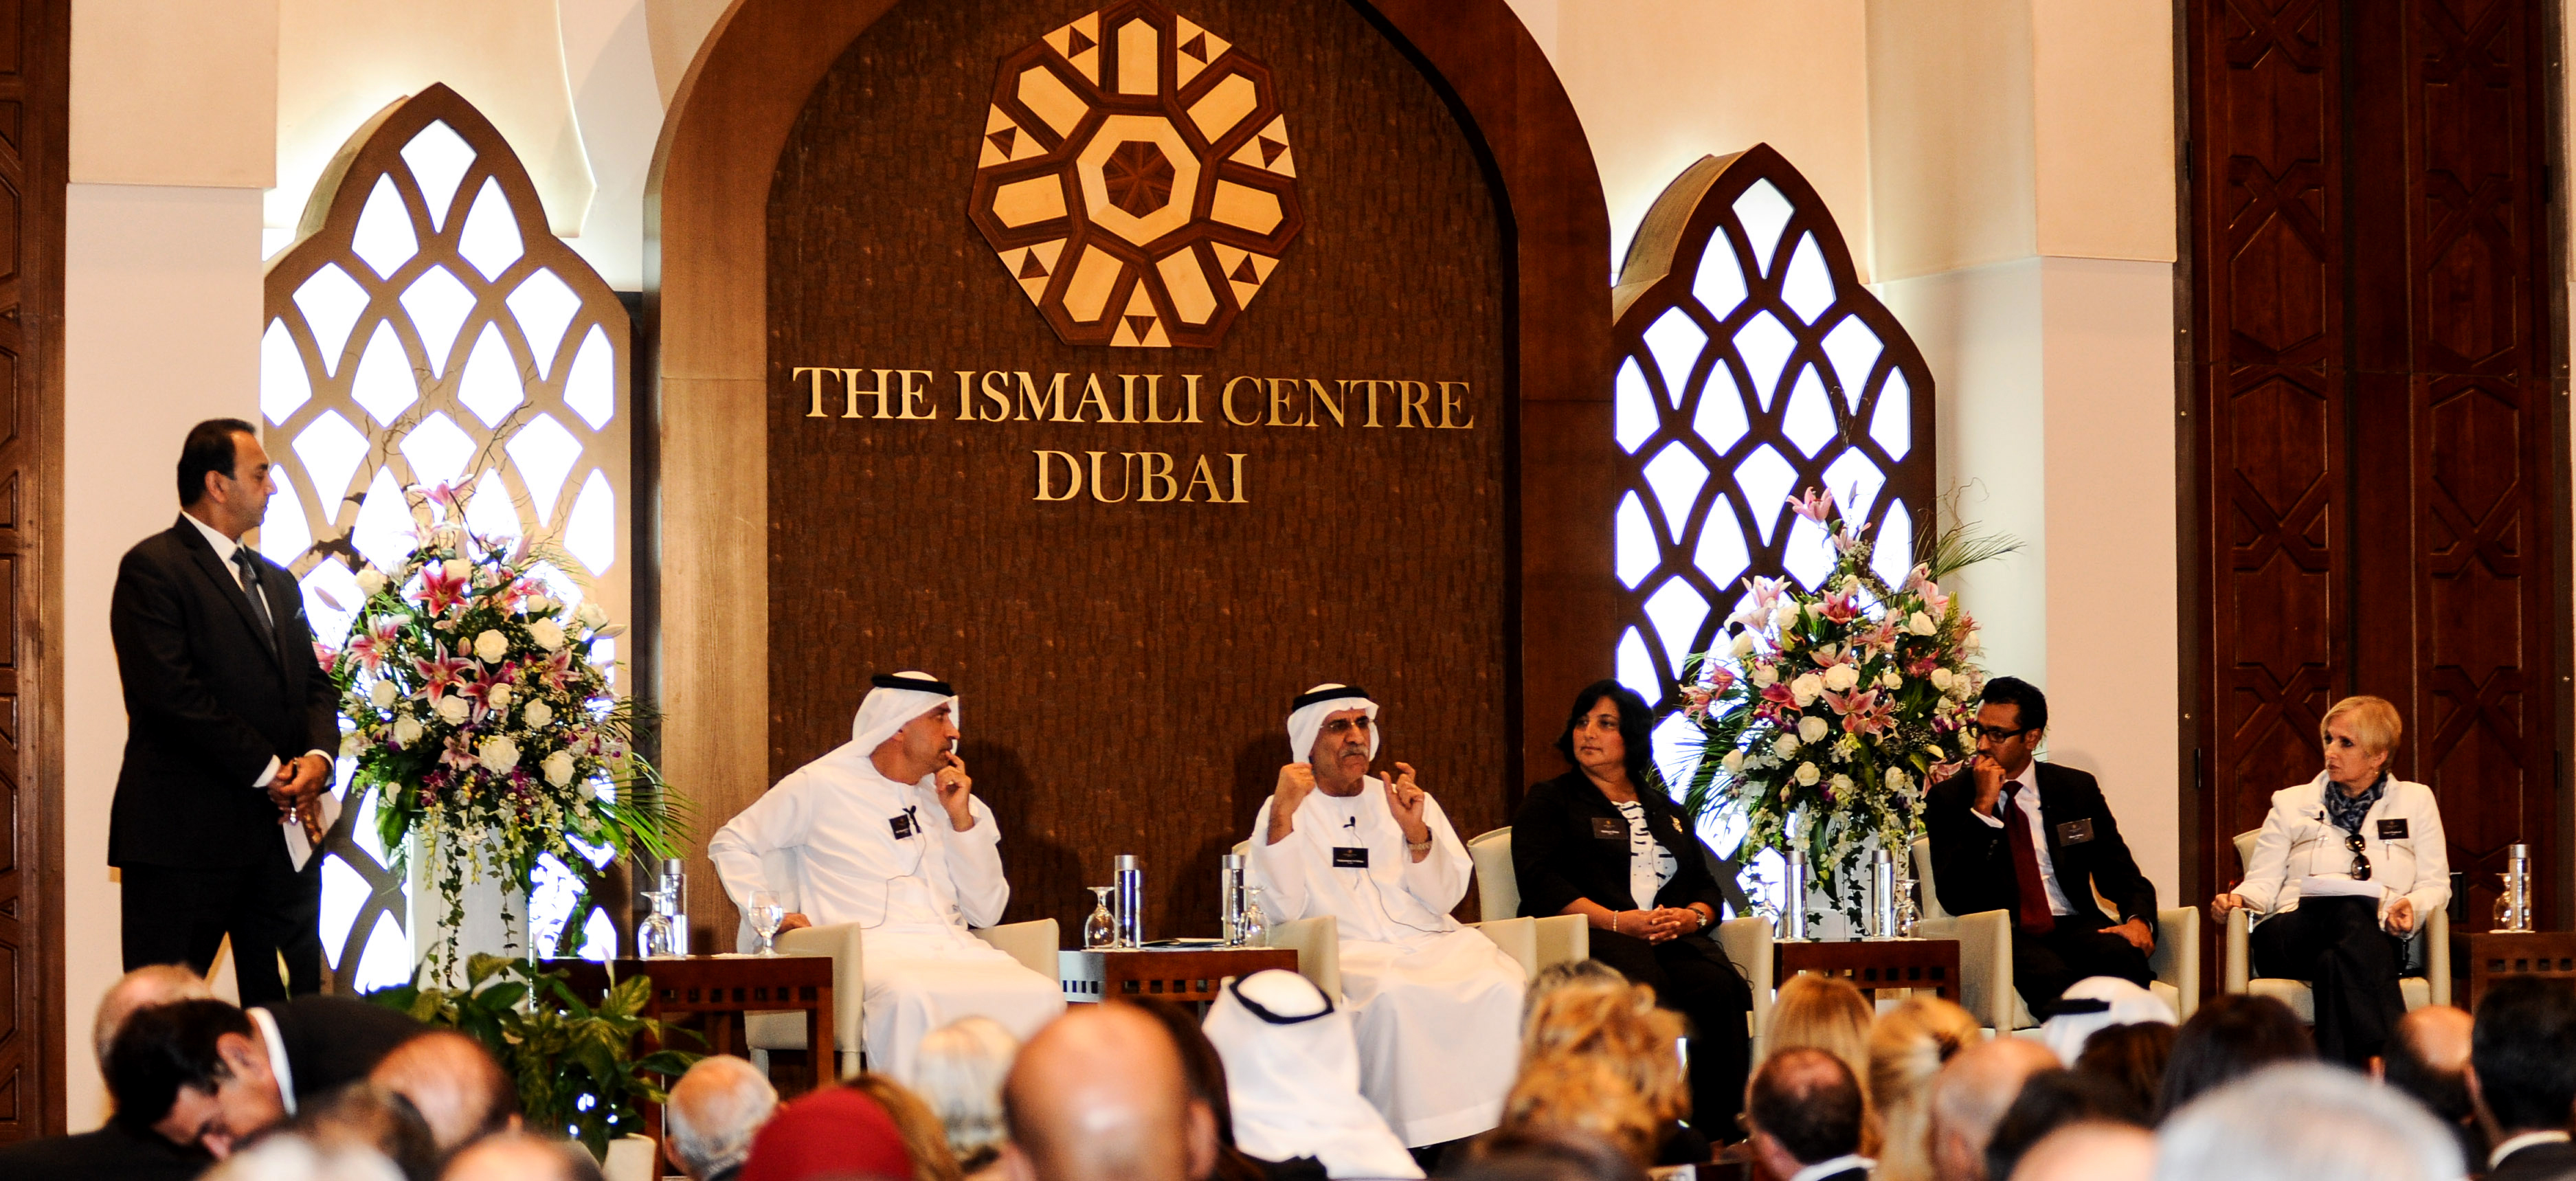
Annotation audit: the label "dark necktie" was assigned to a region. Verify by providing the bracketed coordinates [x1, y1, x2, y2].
[232, 547, 274, 636]
[1998, 783, 2055, 934]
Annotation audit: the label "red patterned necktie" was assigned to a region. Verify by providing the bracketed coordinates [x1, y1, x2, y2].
[1999, 784, 2056, 934]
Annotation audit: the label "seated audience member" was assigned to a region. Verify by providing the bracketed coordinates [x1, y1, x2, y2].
[369, 1031, 517, 1159]
[1510, 681, 1753, 1134]
[2011, 1122, 2155, 1181]
[1981, 1070, 2135, 1181]
[664, 1055, 779, 1181]
[293, 1083, 440, 1181]
[2155, 1063, 2463, 1181]
[1522, 959, 1628, 1014]
[1765, 974, 1878, 1154]
[1517, 977, 1701, 1165]
[440, 1131, 605, 1181]
[853, 1073, 966, 1181]
[1496, 1055, 1661, 1168]
[1005, 1002, 1218, 1181]
[2154, 994, 2311, 1119]
[1129, 996, 1325, 1181]
[2037, 977, 2175, 1068]
[2467, 976, 2576, 1181]
[1202, 969, 1419, 1180]
[203, 1134, 407, 1181]
[1745, 1047, 1871, 1181]
[1867, 997, 1982, 1181]
[1444, 1129, 1648, 1181]
[2210, 695, 2447, 1068]
[111, 996, 423, 1159]
[2070, 1023, 2173, 1127]
[0, 964, 220, 1180]
[2371, 1004, 2481, 1171]
[708, 673, 1064, 1082]
[1246, 684, 1527, 1148]
[1927, 1037, 2058, 1181]
[912, 1017, 1016, 1176]
[739, 1086, 917, 1181]
[1925, 677, 2160, 1015]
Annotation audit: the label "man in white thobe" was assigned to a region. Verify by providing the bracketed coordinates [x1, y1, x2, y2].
[1246, 684, 1525, 1148]
[709, 671, 1063, 1082]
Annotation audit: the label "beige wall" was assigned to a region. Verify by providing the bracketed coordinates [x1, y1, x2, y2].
[69, 0, 278, 186]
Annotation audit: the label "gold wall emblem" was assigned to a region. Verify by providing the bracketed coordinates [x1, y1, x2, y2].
[967, 1, 1303, 348]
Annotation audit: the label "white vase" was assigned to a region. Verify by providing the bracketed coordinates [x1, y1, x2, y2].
[406, 831, 530, 988]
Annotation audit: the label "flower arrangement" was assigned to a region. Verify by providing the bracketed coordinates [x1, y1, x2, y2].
[1675, 488, 1987, 927]
[325, 486, 681, 976]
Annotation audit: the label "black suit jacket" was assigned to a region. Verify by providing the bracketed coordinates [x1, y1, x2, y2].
[1924, 761, 2158, 937]
[2489, 1139, 2576, 1181]
[259, 994, 424, 1103]
[109, 517, 338, 870]
[0, 1121, 210, 1180]
[1510, 770, 1727, 919]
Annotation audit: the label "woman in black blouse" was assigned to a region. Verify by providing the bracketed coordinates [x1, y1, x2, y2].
[1512, 679, 1754, 1140]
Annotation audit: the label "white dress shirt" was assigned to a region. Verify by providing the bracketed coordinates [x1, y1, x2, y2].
[245, 1005, 298, 1115]
[1969, 761, 2074, 916]
[183, 511, 325, 791]
[2491, 1130, 2571, 1169]
[1788, 1154, 1874, 1181]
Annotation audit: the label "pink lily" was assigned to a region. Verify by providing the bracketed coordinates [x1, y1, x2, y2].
[416, 561, 470, 616]
[457, 673, 510, 721]
[414, 644, 472, 701]
[1759, 682, 1798, 711]
[1787, 488, 1837, 526]
[1703, 665, 1738, 697]
[533, 647, 575, 691]
[422, 481, 462, 520]
[346, 616, 401, 674]
[1817, 588, 1861, 624]
[312, 642, 339, 671]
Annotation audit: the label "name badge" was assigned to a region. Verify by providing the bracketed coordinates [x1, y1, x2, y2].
[1591, 817, 1628, 840]
[2378, 818, 2409, 841]
[1332, 847, 1369, 868]
[889, 811, 917, 840]
[2056, 819, 2096, 846]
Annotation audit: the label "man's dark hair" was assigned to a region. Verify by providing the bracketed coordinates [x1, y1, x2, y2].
[1747, 1046, 1862, 1165]
[2072, 1022, 2174, 1126]
[2384, 1013, 2484, 1170]
[295, 1083, 440, 1181]
[1447, 1128, 1648, 1181]
[1985, 1070, 2136, 1180]
[1979, 676, 2048, 733]
[1552, 679, 1662, 794]
[2472, 976, 2576, 1133]
[177, 418, 258, 506]
[107, 998, 253, 1129]
[1124, 997, 1266, 1181]
[2158, 994, 2313, 1119]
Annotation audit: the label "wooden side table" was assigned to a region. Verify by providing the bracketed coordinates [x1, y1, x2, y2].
[2454, 931, 2576, 1011]
[1775, 938, 1961, 1002]
[1062, 946, 1301, 1006]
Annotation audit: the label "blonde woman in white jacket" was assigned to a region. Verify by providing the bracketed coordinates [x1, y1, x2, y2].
[2210, 695, 2448, 1067]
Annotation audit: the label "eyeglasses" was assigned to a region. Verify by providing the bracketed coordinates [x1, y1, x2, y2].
[2346, 832, 2373, 881]
[1321, 717, 1374, 737]
[1967, 723, 2032, 742]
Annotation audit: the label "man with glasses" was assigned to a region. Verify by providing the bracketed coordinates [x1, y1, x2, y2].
[1924, 677, 2158, 1014]
[1245, 684, 1525, 1155]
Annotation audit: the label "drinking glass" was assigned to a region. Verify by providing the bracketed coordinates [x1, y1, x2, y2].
[1084, 886, 1119, 949]
[750, 889, 785, 956]
[1238, 887, 1268, 948]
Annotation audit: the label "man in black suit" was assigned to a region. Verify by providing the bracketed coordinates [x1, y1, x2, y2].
[107, 995, 423, 1160]
[111, 419, 338, 1003]
[1745, 1047, 1870, 1181]
[0, 965, 220, 1180]
[1924, 677, 2157, 1014]
[2467, 976, 2576, 1181]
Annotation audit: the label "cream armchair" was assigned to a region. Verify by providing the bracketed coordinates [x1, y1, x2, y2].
[1229, 833, 1573, 997]
[2221, 829, 2448, 1018]
[1910, 837, 2199, 1035]
[730, 847, 1060, 1078]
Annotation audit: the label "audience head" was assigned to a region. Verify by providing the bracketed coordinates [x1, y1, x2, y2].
[370, 1031, 518, 1158]
[2038, 978, 2174, 1068]
[1202, 969, 1414, 1181]
[850, 1074, 964, 1181]
[2469, 975, 2576, 1141]
[1524, 959, 1628, 1015]
[1125, 998, 1272, 1181]
[95, 963, 214, 1070]
[2155, 993, 2311, 1119]
[109, 998, 286, 1158]
[1499, 1054, 1660, 1167]
[202, 1133, 407, 1181]
[1003, 1002, 1216, 1181]
[293, 1083, 440, 1181]
[1518, 978, 1685, 1123]
[1745, 1047, 1864, 1181]
[439, 1131, 606, 1181]
[2070, 1022, 2173, 1127]
[2375, 1004, 2478, 1165]
[1866, 996, 1980, 1181]
[739, 1086, 915, 1181]
[1981, 1069, 2135, 1181]
[2011, 1122, 2155, 1181]
[1926, 1036, 2057, 1181]
[2157, 1063, 2462, 1181]
[1767, 975, 1875, 1086]
[664, 1055, 779, 1181]
[913, 1017, 1016, 1170]
[1446, 1129, 1648, 1181]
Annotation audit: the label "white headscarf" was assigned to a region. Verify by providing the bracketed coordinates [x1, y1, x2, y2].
[1202, 970, 1422, 1180]
[1287, 684, 1380, 765]
[2039, 975, 2177, 1066]
[847, 671, 959, 761]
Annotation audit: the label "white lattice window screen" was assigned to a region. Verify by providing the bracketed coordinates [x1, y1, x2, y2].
[1609, 149, 1935, 811]
[258, 89, 633, 991]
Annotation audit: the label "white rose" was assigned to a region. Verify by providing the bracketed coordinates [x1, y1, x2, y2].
[443, 558, 471, 581]
[1929, 668, 1954, 691]
[1732, 631, 1757, 658]
[576, 602, 608, 629]
[526, 594, 552, 616]
[355, 568, 388, 597]
[1721, 750, 1746, 775]
[436, 695, 470, 726]
[1907, 611, 1937, 636]
[543, 749, 576, 787]
[1774, 734, 1802, 758]
[339, 730, 369, 757]
[486, 684, 511, 710]
[1789, 673, 1824, 708]
[1798, 715, 1829, 744]
[524, 700, 554, 729]
[1966, 629, 1981, 649]
[473, 629, 508, 663]
[1879, 670, 1903, 690]
[1830, 774, 1854, 794]
[529, 619, 565, 651]
[393, 716, 424, 746]
[1822, 664, 1860, 693]
[1958, 730, 1977, 754]
[1885, 766, 1910, 791]
[1773, 603, 1801, 632]
[477, 736, 521, 774]
[368, 679, 397, 708]
[1795, 762, 1820, 787]
[577, 779, 598, 801]
[1751, 664, 1780, 688]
